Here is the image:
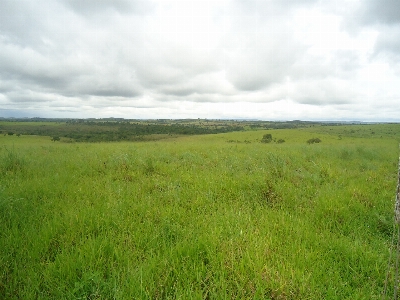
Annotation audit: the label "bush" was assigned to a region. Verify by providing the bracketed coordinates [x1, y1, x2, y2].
[277, 139, 285, 144]
[51, 136, 60, 142]
[307, 138, 321, 144]
[261, 134, 272, 143]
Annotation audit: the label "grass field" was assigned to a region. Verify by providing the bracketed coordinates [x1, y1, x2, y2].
[1, 124, 399, 299]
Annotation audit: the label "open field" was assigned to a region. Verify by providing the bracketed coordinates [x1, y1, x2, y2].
[1, 123, 400, 299]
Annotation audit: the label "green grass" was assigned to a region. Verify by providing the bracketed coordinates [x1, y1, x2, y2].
[0, 124, 399, 299]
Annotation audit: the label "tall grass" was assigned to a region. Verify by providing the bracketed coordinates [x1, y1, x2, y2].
[1, 146, 26, 173]
[0, 126, 399, 299]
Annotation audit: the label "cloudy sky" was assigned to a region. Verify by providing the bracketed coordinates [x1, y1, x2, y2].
[1, 0, 399, 121]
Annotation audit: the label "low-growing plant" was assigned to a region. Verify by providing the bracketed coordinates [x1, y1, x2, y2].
[261, 133, 272, 143]
[307, 137, 321, 144]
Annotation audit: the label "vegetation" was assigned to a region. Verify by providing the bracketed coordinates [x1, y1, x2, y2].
[0, 121, 399, 299]
[307, 137, 322, 144]
[261, 133, 273, 143]
[0, 119, 246, 142]
[0, 118, 351, 143]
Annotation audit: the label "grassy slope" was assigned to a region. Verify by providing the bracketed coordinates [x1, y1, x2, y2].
[0, 125, 399, 299]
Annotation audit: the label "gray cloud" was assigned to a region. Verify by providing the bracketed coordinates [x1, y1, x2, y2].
[0, 1, 51, 48]
[342, 0, 400, 31]
[342, 0, 400, 64]
[291, 50, 361, 81]
[220, 7, 307, 91]
[288, 79, 356, 105]
[63, 0, 154, 16]
[372, 25, 400, 62]
[361, 0, 400, 25]
[0, 0, 399, 120]
[232, 0, 318, 16]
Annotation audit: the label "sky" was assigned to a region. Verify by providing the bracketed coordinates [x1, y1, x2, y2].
[0, 0, 399, 121]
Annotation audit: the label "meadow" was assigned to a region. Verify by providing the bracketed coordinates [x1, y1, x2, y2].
[1, 122, 399, 299]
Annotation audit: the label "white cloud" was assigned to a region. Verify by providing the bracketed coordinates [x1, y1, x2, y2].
[0, 0, 399, 120]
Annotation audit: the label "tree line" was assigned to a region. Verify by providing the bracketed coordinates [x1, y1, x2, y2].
[1, 121, 244, 142]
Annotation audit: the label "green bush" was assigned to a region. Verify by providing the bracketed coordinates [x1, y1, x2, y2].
[261, 134, 272, 143]
[307, 137, 321, 144]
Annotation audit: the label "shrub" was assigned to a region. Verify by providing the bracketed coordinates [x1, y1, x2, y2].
[277, 139, 285, 144]
[307, 138, 321, 144]
[261, 134, 272, 143]
[51, 136, 60, 142]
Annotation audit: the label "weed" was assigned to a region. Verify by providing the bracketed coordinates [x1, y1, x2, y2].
[143, 157, 156, 175]
[259, 181, 281, 208]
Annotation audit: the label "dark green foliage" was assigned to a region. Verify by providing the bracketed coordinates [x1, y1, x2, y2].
[261, 133, 272, 143]
[277, 139, 285, 143]
[0, 120, 244, 142]
[307, 137, 321, 144]
[51, 136, 60, 142]
[7, 132, 13, 136]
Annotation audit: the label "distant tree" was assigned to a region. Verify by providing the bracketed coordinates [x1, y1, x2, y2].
[51, 136, 60, 142]
[261, 134, 273, 143]
[7, 132, 14, 135]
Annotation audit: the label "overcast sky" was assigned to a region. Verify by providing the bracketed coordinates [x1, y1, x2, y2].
[1, 0, 399, 121]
